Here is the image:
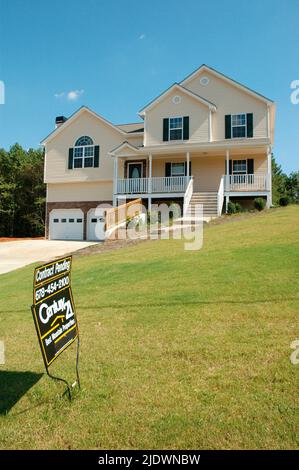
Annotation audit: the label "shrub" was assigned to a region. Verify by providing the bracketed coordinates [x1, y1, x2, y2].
[227, 201, 242, 214]
[227, 201, 236, 214]
[279, 196, 290, 206]
[234, 202, 243, 213]
[254, 197, 266, 211]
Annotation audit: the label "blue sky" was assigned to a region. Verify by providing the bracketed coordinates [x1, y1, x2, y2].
[0, 0, 298, 173]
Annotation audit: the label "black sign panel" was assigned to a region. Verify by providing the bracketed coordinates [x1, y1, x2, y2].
[32, 256, 78, 368]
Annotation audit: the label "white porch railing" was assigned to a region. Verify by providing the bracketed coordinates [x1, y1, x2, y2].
[224, 174, 268, 192]
[117, 178, 148, 194]
[217, 176, 224, 216]
[117, 176, 189, 194]
[183, 176, 194, 216]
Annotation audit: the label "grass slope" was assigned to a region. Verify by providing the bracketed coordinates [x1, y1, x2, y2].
[0, 207, 299, 449]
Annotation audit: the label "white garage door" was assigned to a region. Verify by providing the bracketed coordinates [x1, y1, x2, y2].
[87, 208, 106, 241]
[49, 209, 84, 240]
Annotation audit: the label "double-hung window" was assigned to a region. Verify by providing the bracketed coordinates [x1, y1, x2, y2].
[171, 162, 185, 176]
[231, 114, 246, 138]
[73, 136, 94, 168]
[169, 117, 183, 141]
[232, 159, 247, 175]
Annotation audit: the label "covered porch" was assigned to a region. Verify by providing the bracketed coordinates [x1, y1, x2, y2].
[110, 142, 272, 212]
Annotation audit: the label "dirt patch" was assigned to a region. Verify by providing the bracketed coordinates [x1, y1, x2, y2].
[72, 237, 151, 258]
[0, 237, 45, 243]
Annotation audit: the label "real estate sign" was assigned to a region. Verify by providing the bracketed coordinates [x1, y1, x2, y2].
[31, 256, 79, 368]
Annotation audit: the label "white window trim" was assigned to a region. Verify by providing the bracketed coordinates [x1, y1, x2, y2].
[73, 144, 95, 169]
[231, 113, 246, 139]
[232, 159, 247, 174]
[169, 116, 183, 141]
[170, 162, 185, 177]
[127, 161, 144, 178]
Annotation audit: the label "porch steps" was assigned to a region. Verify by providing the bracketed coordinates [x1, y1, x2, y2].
[186, 192, 218, 218]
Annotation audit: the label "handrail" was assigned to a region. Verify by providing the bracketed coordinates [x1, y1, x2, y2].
[183, 176, 193, 216]
[105, 198, 142, 231]
[217, 176, 224, 216]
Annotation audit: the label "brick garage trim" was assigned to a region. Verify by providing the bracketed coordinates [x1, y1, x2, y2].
[46, 200, 113, 240]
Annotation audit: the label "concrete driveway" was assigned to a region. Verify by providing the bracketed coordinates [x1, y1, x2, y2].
[0, 240, 97, 275]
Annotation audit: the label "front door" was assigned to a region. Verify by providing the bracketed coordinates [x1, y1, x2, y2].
[128, 162, 143, 178]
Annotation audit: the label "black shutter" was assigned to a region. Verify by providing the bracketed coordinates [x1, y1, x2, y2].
[225, 115, 231, 139]
[183, 116, 189, 140]
[165, 162, 171, 176]
[184, 161, 192, 176]
[68, 148, 74, 169]
[163, 118, 169, 141]
[229, 160, 232, 175]
[94, 145, 100, 167]
[247, 158, 254, 174]
[246, 113, 253, 138]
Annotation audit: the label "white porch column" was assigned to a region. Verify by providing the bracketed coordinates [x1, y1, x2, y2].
[186, 152, 190, 178]
[225, 149, 230, 191]
[148, 153, 152, 193]
[267, 146, 272, 208]
[113, 156, 118, 207]
[148, 197, 152, 213]
[208, 110, 212, 142]
[225, 149, 230, 213]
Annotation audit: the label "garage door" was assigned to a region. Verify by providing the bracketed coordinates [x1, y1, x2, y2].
[49, 209, 84, 240]
[87, 208, 106, 241]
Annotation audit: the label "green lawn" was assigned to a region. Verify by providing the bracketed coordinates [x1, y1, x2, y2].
[0, 206, 299, 449]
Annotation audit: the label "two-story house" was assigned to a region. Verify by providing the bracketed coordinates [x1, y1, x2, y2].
[41, 64, 275, 240]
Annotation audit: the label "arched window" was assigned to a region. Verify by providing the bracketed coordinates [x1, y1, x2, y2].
[75, 136, 93, 147]
[73, 136, 94, 168]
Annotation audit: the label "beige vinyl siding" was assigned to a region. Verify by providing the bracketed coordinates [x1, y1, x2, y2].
[183, 71, 268, 141]
[44, 110, 138, 183]
[47, 181, 113, 203]
[145, 90, 209, 146]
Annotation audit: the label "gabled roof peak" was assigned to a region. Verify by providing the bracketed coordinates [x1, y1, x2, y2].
[138, 82, 217, 116]
[180, 64, 274, 104]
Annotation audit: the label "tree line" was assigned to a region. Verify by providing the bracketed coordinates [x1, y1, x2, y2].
[0, 144, 298, 238]
[0, 144, 45, 237]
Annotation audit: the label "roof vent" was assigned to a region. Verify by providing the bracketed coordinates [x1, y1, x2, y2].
[55, 116, 67, 128]
[200, 76, 210, 86]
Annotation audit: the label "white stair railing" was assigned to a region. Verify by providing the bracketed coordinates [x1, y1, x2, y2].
[183, 177, 193, 216]
[217, 176, 224, 216]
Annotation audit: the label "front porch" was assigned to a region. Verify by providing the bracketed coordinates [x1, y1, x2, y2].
[111, 145, 272, 214]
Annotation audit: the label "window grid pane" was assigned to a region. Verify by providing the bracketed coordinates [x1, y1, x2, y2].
[73, 158, 83, 168]
[171, 163, 185, 176]
[169, 117, 182, 129]
[233, 160, 247, 174]
[232, 126, 246, 138]
[169, 129, 183, 140]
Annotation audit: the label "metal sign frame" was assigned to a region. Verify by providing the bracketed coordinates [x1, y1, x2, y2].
[31, 256, 80, 400]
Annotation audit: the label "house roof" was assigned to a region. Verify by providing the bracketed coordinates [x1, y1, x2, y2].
[41, 106, 136, 145]
[180, 64, 274, 104]
[116, 122, 144, 133]
[109, 140, 141, 155]
[138, 83, 217, 117]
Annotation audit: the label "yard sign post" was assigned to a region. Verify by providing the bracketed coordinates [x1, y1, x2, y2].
[31, 255, 80, 400]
